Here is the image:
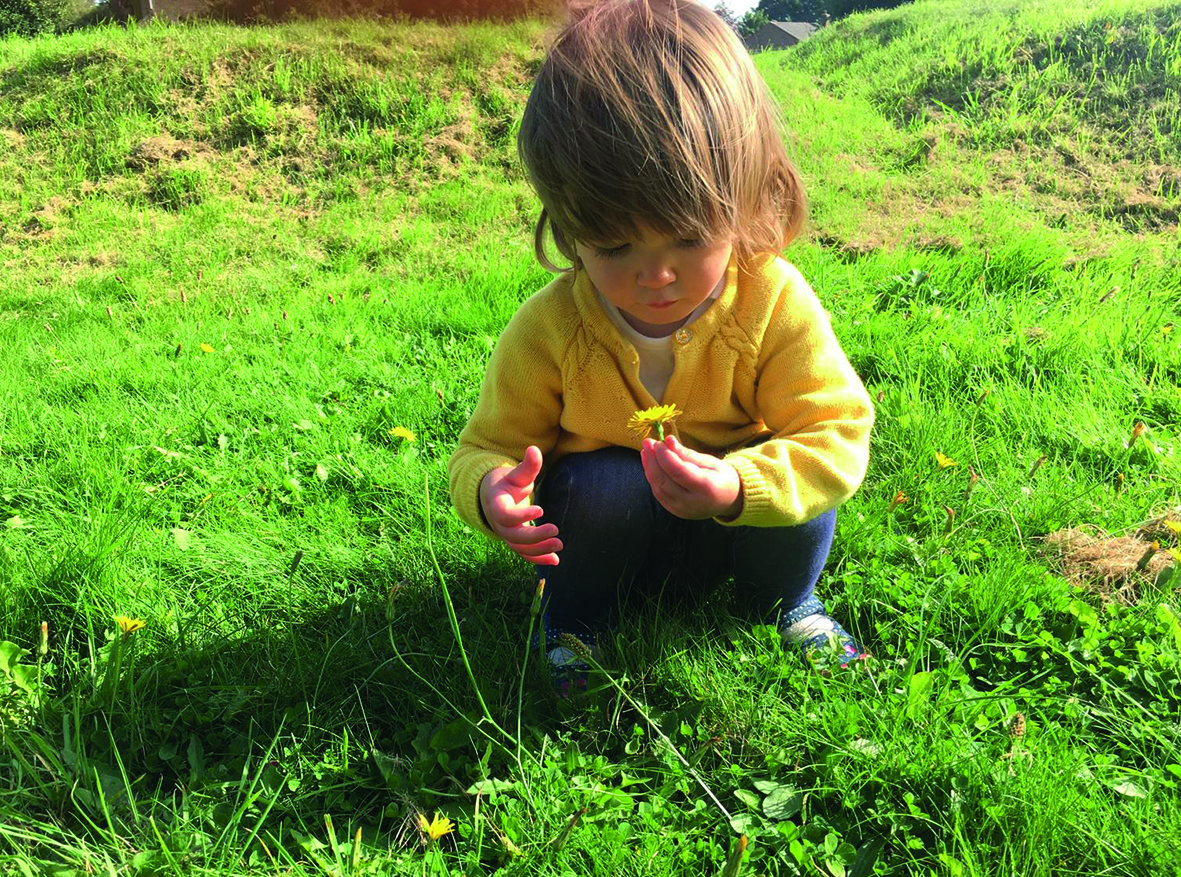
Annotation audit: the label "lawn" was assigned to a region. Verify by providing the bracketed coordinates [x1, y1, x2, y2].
[1, 1, 1180, 874]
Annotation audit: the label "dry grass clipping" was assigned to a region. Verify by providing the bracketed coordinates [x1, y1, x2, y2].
[1044, 513, 1180, 605]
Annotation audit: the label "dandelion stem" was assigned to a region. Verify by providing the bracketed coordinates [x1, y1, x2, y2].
[1136, 541, 1159, 572]
[422, 476, 510, 739]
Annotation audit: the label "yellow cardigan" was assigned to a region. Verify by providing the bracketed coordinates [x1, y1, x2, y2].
[448, 251, 874, 539]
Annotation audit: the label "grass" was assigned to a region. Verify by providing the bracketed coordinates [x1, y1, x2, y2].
[1, 1, 1180, 874]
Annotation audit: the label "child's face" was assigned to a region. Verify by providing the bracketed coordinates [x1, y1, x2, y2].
[575, 226, 733, 336]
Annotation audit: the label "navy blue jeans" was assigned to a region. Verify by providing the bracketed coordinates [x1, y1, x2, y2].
[535, 447, 836, 635]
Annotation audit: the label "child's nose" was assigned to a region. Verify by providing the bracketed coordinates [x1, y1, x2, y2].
[636, 262, 675, 288]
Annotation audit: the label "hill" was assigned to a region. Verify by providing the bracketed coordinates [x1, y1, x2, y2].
[1, 3, 1178, 876]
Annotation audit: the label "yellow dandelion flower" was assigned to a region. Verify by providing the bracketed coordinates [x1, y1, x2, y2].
[114, 615, 145, 635]
[627, 404, 683, 440]
[935, 451, 958, 469]
[418, 812, 454, 841]
[199, 343, 215, 353]
[389, 426, 416, 443]
[1163, 520, 1181, 537]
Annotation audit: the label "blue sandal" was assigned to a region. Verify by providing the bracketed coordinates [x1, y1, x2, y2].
[780, 597, 869, 669]
[532, 625, 597, 698]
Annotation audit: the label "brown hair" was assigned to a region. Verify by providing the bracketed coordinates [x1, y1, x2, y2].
[517, 0, 807, 273]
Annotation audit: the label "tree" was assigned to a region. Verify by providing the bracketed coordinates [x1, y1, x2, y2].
[737, 8, 767, 37]
[712, 2, 737, 30]
[755, 0, 910, 25]
[0, 0, 69, 36]
[755, 0, 823, 24]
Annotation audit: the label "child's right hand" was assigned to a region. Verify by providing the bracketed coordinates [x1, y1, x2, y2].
[479, 445, 562, 566]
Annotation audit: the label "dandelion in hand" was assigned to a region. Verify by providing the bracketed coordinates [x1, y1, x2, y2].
[389, 426, 416, 443]
[114, 616, 145, 635]
[418, 812, 455, 841]
[628, 404, 683, 441]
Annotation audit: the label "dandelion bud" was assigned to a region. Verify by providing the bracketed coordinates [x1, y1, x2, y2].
[1115, 472, 1124, 495]
[942, 505, 956, 535]
[1027, 454, 1046, 479]
[1136, 541, 1160, 572]
[531, 578, 546, 616]
[1128, 422, 1146, 448]
[39, 620, 48, 657]
[888, 490, 907, 512]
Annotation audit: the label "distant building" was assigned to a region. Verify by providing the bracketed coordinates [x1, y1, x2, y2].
[742, 20, 817, 52]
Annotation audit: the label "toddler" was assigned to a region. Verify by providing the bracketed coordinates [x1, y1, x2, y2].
[448, 0, 874, 694]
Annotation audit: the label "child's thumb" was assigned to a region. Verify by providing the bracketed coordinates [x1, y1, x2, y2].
[506, 445, 543, 486]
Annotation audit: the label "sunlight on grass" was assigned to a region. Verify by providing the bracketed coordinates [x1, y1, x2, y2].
[0, 2, 1179, 875]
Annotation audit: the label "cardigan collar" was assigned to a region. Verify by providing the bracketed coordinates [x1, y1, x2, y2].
[569, 249, 742, 355]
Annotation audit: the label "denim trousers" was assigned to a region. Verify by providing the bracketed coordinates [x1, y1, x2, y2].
[534, 446, 836, 635]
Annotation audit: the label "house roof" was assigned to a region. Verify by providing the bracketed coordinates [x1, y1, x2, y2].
[768, 21, 817, 41]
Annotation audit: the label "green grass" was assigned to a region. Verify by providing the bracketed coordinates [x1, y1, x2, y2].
[1, 2, 1180, 875]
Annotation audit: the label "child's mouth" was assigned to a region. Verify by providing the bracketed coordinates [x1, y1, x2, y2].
[647, 300, 677, 309]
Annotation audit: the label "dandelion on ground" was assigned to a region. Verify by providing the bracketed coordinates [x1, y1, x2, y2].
[935, 451, 957, 469]
[389, 426, 416, 443]
[114, 616, 145, 635]
[418, 812, 454, 842]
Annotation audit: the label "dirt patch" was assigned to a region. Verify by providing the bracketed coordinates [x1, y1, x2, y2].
[1043, 516, 1180, 604]
[9, 196, 71, 243]
[127, 134, 216, 170]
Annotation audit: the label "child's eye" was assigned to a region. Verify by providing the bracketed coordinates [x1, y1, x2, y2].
[596, 244, 629, 258]
[595, 239, 702, 258]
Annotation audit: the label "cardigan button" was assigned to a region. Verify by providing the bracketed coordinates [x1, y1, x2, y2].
[674, 327, 692, 344]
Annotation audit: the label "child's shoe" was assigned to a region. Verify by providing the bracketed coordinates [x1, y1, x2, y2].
[532, 625, 597, 698]
[780, 596, 869, 671]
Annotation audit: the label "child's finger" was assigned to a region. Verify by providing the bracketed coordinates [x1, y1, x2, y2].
[643, 442, 692, 503]
[655, 442, 701, 489]
[507, 536, 563, 561]
[496, 504, 546, 528]
[499, 521, 560, 544]
[503, 445, 543, 488]
[664, 435, 715, 469]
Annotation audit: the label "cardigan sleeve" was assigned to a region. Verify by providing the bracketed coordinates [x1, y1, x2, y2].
[448, 294, 566, 539]
[719, 266, 873, 527]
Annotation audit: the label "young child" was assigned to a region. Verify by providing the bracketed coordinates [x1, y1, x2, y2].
[448, 0, 874, 694]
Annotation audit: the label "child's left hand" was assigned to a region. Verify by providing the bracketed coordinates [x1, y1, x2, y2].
[641, 434, 743, 520]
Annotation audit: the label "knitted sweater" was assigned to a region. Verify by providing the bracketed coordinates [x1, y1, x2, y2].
[448, 251, 874, 539]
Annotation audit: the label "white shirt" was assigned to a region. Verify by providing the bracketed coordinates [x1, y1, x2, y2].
[595, 284, 722, 402]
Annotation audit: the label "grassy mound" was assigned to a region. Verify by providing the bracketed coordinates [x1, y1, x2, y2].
[0, 3, 1179, 875]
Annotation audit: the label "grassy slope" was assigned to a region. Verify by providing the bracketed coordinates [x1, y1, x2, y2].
[1, 2, 1180, 875]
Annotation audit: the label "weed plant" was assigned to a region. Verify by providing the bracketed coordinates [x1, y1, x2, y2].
[1, 2, 1180, 875]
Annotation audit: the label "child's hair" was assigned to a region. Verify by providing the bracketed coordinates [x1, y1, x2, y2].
[518, 0, 807, 273]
